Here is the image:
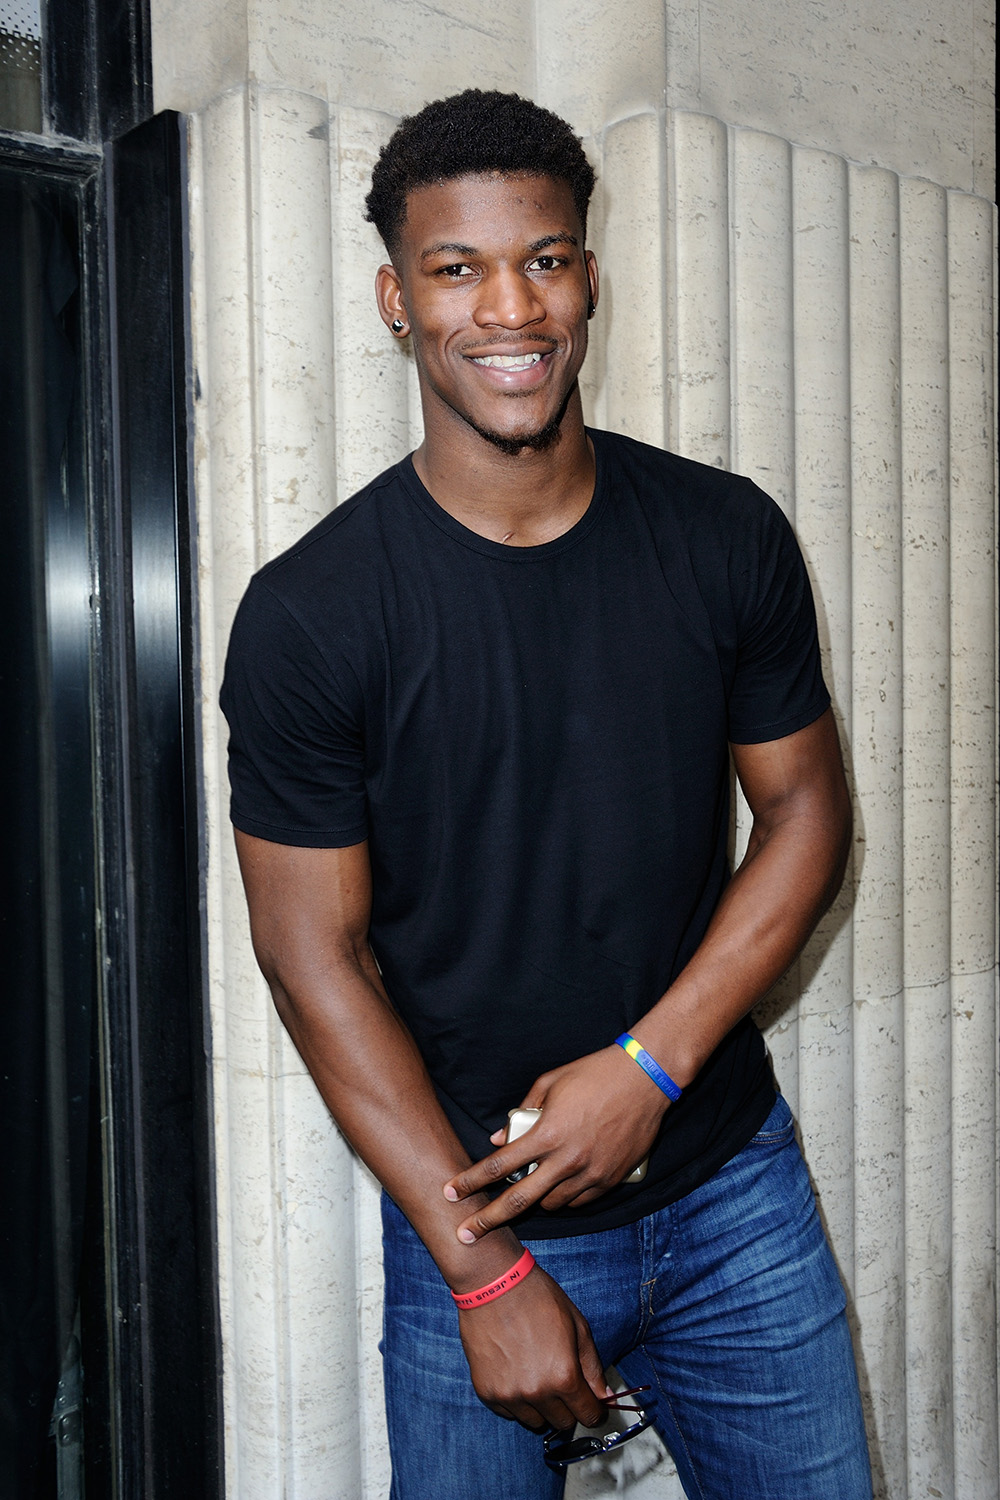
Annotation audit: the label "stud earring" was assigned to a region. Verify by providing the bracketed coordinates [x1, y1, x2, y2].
[391, 318, 406, 334]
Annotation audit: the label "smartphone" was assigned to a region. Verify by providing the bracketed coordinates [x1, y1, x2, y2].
[504, 1107, 648, 1184]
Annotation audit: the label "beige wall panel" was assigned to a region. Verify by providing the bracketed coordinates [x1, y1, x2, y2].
[152, 0, 248, 112]
[329, 105, 410, 500]
[248, 0, 533, 114]
[191, 84, 368, 1498]
[950, 968, 1000, 1496]
[666, 111, 731, 468]
[598, 112, 667, 448]
[788, 144, 855, 1280]
[187, 90, 266, 1497]
[847, 162, 907, 1495]
[534, 0, 666, 132]
[728, 126, 802, 1102]
[898, 175, 955, 1498]
[246, 87, 337, 547]
[946, 190, 998, 1497]
[663, 0, 995, 198]
[153, 0, 534, 113]
[729, 128, 796, 517]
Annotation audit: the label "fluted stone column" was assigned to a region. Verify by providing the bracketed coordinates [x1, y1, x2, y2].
[156, 2, 996, 1493]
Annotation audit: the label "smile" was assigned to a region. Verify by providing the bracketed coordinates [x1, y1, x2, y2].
[471, 352, 544, 369]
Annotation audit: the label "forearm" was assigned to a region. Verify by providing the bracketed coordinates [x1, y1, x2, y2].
[267, 947, 524, 1291]
[632, 783, 851, 1086]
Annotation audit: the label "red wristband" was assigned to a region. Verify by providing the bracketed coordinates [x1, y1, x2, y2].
[450, 1248, 536, 1309]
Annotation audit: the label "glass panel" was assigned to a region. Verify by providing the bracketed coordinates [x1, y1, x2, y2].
[0, 0, 42, 131]
[0, 163, 95, 1498]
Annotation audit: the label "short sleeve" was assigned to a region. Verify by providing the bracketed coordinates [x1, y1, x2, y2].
[725, 489, 830, 744]
[220, 580, 369, 847]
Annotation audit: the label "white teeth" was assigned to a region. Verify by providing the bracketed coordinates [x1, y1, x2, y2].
[472, 352, 543, 368]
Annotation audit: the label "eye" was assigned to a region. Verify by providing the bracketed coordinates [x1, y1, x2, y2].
[526, 254, 566, 272]
[437, 262, 476, 279]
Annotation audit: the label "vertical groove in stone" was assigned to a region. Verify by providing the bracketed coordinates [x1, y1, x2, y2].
[330, 106, 409, 501]
[195, 86, 286, 1500]
[666, 110, 731, 467]
[788, 145, 855, 1286]
[847, 160, 907, 1490]
[578, 131, 607, 432]
[898, 174, 954, 1499]
[946, 190, 998, 1497]
[729, 127, 801, 1109]
[600, 112, 667, 448]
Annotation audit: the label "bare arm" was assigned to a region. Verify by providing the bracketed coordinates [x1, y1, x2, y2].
[446, 708, 852, 1235]
[235, 830, 609, 1429]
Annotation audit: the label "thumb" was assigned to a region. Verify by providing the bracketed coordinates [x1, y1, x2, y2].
[521, 1071, 554, 1110]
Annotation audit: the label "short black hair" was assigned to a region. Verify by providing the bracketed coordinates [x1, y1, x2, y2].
[365, 89, 596, 257]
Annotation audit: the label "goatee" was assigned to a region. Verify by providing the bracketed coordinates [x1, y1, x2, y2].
[467, 386, 574, 458]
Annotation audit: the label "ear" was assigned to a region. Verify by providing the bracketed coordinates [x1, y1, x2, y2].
[376, 262, 408, 333]
[585, 250, 599, 318]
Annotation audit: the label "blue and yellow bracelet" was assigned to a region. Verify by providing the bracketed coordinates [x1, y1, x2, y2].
[615, 1033, 683, 1103]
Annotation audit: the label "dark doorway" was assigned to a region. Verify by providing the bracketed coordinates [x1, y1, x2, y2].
[0, 7, 220, 1497]
[0, 150, 96, 1500]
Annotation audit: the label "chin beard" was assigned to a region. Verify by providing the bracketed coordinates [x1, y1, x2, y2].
[467, 386, 574, 457]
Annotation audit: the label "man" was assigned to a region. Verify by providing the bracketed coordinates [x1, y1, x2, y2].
[222, 90, 872, 1499]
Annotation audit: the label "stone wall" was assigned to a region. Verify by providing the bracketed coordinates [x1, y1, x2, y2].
[151, 4, 997, 1494]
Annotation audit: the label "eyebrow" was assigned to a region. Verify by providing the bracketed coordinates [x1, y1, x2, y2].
[419, 232, 579, 264]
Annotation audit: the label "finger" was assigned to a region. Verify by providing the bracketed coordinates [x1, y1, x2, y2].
[444, 1142, 543, 1204]
[536, 1172, 604, 1213]
[519, 1076, 551, 1109]
[574, 1318, 612, 1411]
[520, 1397, 578, 1435]
[456, 1166, 600, 1240]
[488, 1402, 524, 1425]
[557, 1183, 609, 1209]
[453, 1178, 546, 1240]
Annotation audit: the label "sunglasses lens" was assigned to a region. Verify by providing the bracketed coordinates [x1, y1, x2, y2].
[543, 1408, 651, 1469]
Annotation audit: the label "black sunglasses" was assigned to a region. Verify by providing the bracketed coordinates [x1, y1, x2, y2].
[542, 1385, 654, 1469]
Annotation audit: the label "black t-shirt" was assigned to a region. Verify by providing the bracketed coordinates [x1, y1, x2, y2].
[222, 429, 830, 1237]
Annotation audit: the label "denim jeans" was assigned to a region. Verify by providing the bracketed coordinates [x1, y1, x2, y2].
[380, 1093, 872, 1499]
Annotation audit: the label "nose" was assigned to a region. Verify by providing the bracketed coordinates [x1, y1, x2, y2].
[472, 268, 545, 329]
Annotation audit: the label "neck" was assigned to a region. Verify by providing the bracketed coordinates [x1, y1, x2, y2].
[412, 390, 596, 547]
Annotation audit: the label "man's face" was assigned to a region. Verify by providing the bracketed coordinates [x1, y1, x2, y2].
[377, 173, 598, 455]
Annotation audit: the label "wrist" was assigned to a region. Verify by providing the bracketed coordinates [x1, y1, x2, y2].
[451, 1247, 536, 1308]
[614, 1032, 684, 1102]
[437, 1215, 524, 1296]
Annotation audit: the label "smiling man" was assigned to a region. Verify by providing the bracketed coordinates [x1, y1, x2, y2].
[222, 91, 872, 1499]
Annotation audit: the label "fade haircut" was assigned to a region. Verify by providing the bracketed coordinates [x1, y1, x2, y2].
[365, 89, 596, 259]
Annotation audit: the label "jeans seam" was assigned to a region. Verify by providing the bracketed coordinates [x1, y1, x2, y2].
[644, 1357, 708, 1500]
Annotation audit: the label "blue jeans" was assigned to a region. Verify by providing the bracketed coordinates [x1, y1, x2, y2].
[380, 1094, 872, 1499]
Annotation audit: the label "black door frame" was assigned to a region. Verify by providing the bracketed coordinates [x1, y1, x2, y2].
[1, 4, 221, 1494]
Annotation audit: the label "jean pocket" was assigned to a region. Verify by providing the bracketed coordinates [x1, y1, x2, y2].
[746, 1090, 795, 1144]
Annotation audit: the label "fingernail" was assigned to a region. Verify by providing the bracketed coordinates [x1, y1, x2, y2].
[457, 1227, 476, 1244]
[443, 1185, 458, 1201]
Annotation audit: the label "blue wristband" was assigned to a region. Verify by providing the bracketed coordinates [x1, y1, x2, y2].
[615, 1033, 683, 1103]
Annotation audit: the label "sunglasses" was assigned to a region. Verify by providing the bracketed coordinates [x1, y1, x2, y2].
[542, 1385, 654, 1469]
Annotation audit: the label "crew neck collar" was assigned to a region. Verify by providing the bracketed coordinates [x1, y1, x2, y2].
[397, 430, 608, 561]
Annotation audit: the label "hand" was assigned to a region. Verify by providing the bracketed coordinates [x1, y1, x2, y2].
[444, 1045, 670, 1241]
[459, 1263, 612, 1431]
